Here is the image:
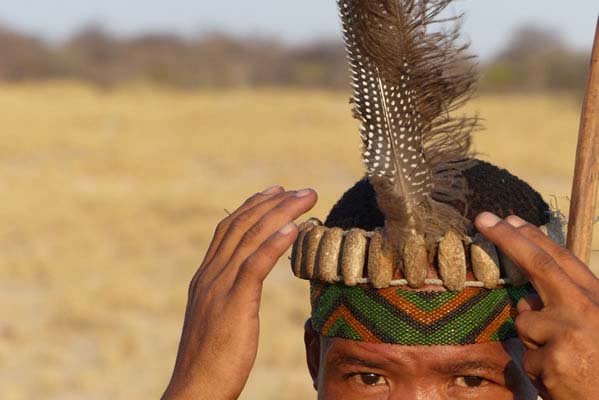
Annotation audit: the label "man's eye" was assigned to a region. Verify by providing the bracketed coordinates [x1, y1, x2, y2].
[455, 375, 488, 388]
[358, 373, 386, 386]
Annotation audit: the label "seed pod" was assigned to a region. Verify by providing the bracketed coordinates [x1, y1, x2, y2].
[341, 229, 368, 286]
[403, 232, 428, 288]
[499, 250, 529, 286]
[305, 218, 324, 228]
[540, 216, 566, 247]
[291, 224, 315, 277]
[368, 230, 394, 288]
[438, 231, 467, 291]
[471, 234, 501, 289]
[317, 227, 344, 283]
[301, 226, 327, 279]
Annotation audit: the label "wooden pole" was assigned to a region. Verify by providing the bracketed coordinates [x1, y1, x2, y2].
[567, 17, 599, 265]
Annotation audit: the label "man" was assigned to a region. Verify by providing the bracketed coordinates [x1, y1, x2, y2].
[161, 161, 599, 399]
[161, 1, 599, 397]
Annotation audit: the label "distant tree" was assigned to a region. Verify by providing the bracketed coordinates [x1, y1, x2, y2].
[500, 26, 565, 61]
[0, 22, 589, 92]
[0, 25, 55, 81]
[61, 24, 126, 86]
[285, 41, 347, 88]
[482, 25, 589, 92]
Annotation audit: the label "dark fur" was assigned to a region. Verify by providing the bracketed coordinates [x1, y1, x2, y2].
[325, 160, 551, 231]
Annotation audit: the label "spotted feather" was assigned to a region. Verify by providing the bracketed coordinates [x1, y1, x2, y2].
[338, 0, 478, 251]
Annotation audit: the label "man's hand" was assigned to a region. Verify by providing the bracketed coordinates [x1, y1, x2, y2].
[476, 212, 599, 400]
[162, 186, 317, 400]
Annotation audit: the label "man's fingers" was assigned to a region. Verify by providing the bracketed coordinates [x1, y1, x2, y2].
[207, 189, 304, 268]
[517, 294, 543, 313]
[209, 189, 317, 291]
[201, 185, 285, 268]
[521, 346, 558, 398]
[475, 212, 574, 305]
[515, 310, 559, 350]
[233, 223, 300, 296]
[521, 347, 545, 382]
[505, 215, 599, 293]
[189, 186, 287, 306]
[227, 190, 318, 269]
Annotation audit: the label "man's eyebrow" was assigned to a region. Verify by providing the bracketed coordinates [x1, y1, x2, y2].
[332, 355, 388, 370]
[433, 360, 505, 375]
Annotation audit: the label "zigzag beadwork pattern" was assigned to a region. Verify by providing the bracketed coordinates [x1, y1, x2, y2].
[310, 282, 535, 345]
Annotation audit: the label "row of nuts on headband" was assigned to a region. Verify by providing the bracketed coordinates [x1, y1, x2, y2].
[291, 217, 565, 290]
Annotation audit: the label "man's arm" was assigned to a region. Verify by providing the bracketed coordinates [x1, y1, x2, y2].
[162, 186, 317, 400]
[476, 212, 599, 400]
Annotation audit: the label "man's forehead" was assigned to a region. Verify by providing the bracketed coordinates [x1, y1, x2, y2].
[322, 337, 514, 373]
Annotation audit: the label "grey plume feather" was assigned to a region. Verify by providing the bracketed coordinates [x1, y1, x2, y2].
[338, 0, 478, 251]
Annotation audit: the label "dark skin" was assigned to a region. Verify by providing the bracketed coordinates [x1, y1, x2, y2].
[162, 189, 599, 400]
[304, 329, 537, 400]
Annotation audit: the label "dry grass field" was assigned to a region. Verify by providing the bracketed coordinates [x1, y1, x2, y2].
[0, 82, 596, 399]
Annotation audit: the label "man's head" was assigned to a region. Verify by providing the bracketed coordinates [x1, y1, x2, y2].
[301, 160, 550, 399]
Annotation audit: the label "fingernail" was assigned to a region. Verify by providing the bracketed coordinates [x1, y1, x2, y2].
[279, 223, 296, 235]
[261, 185, 282, 195]
[295, 189, 313, 197]
[477, 212, 502, 228]
[507, 215, 527, 228]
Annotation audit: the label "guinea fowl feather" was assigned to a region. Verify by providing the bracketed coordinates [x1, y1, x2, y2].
[338, 0, 478, 252]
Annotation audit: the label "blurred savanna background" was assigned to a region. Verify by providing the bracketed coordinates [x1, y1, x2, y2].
[0, 1, 598, 399]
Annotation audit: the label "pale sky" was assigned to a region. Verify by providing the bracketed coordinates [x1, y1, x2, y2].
[0, 1, 597, 59]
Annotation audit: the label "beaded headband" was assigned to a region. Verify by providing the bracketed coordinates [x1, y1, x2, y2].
[310, 283, 535, 345]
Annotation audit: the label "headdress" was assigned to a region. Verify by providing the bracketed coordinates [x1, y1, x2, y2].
[290, 0, 567, 346]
